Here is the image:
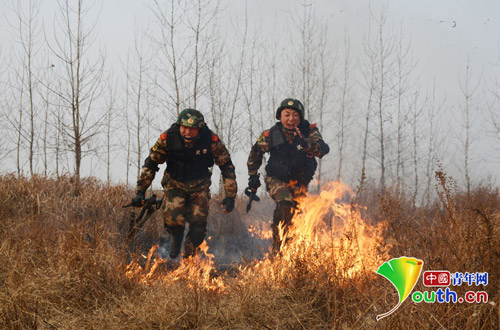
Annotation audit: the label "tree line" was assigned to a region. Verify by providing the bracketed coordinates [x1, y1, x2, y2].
[1, 0, 498, 205]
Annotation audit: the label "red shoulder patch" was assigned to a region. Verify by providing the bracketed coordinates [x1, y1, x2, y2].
[212, 134, 219, 142]
[263, 130, 270, 138]
[160, 132, 167, 140]
[310, 123, 317, 129]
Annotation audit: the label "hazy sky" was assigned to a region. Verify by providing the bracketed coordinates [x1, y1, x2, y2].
[3, 0, 499, 96]
[9, 0, 491, 84]
[92, 0, 500, 127]
[91, 0, 500, 81]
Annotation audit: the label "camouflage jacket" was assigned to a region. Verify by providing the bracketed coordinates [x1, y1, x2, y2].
[247, 121, 329, 176]
[137, 127, 237, 197]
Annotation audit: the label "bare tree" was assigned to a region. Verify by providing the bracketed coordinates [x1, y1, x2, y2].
[38, 56, 65, 177]
[357, 20, 378, 196]
[315, 26, 334, 189]
[152, 0, 190, 117]
[4, 60, 27, 177]
[294, 2, 316, 118]
[53, 80, 66, 177]
[240, 3, 266, 149]
[0, 49, 11, 165]
[458, 58, 481, 195]
[103, 78, 117, 185]
[424, 80, 445, 205]
[41, 58, 54, 176]
[242, 35, 258, 146]
[7, 0, 43, 176]
[152, 0, 180, 116]
[336, 32, 352, 182]
[372, 9, 396, 190]
[262, 17, 283, 130]
[409, 87, 425, 205]
[122, 55, 132, 185]
[124, 26, 154, 179]
[151, 0, 220, 121]
[185, 0, 220, 108]
[394, 24, 416, 196]
[48, 0, 106, 184]
[206, 25, 243, 151]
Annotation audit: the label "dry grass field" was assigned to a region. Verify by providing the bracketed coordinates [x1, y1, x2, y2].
[0, 174, 498, 329]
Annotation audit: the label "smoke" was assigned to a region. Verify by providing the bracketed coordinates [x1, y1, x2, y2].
[126, 194, 278, 265]
[204, 196, 276, 264]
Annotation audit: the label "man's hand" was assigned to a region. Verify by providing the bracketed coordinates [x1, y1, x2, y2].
[221, 197, 235, 214]
[131, 191, 145, 207]
[294, 127, 308, 149]
[248, 174, 261, 192]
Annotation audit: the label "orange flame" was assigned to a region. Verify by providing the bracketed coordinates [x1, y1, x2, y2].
[241, 181, 390, 284]
[125, 241, 225, 291]
[287, 181, 388, 275]
[248, 223, 273, 240]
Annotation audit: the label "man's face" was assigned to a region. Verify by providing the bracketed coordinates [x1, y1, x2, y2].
[180, 125, 200, 141]
[280, 108, 301, 129]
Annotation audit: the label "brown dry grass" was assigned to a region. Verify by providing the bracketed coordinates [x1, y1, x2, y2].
[0, 174, 498, 329]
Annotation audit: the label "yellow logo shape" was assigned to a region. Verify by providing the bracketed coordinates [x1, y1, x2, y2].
[188, 118, 194, 124]
[288, 100, 294, 106]
[376, 256, 423, 321]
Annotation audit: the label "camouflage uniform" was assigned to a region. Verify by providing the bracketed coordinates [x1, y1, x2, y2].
[137, 109, 237, 258]
[247, 98, 329, 251]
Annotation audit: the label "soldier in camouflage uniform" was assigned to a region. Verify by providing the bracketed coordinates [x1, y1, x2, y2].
[247, 98, 329, 252]
[132, 109, 237, 258]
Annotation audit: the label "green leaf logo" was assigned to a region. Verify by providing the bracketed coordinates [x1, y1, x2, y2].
[376, 256, 423, 321]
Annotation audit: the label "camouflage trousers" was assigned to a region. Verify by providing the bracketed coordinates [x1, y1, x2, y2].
[264, 176, 308, 252]
[264, 176, 307, 203]
[162, 178, 211, 257]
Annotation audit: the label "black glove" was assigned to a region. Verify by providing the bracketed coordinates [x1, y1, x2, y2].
[319, 140, 330, 156]
[131, 191, 145, 207]
[248, 174, 261, 191]
[298, 137, 308, 149]
[221, 197, 235, 214]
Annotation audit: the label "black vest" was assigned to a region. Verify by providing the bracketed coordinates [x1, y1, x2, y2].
[265, 121, 318, 185]
[165, 124, 214, 182]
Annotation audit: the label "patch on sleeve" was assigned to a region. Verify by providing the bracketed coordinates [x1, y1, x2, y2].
[160, 132, 167, 140]
[212, 134, 219, 142]
[310, 123, 317, 129]
[152, 141, 160, 151]
[258, 131, 269, 143]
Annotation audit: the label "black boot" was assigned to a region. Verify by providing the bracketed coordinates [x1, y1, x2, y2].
[165, 225, 185, 259]
[183, 222, 207, 259]
[271, 201, 295, 253]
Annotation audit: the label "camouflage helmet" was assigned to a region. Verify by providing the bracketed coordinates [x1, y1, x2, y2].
[177, 108, 205, 128]
[276, 98, 304, 120]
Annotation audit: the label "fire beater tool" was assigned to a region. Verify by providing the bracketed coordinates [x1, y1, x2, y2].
[123, 194, 163, 242]
[245, 187, 260, 213]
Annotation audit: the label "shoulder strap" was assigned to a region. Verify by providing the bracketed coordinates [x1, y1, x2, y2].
[269, 123, 286, 148]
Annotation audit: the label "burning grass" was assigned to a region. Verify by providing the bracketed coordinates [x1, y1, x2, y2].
[0, 174, 498, 329]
